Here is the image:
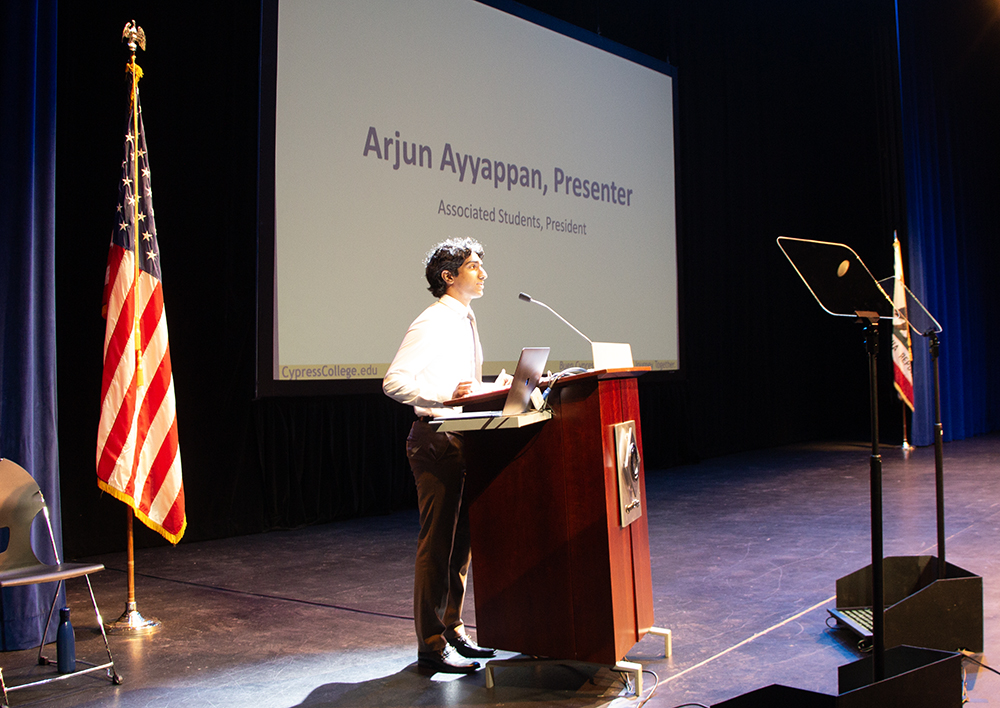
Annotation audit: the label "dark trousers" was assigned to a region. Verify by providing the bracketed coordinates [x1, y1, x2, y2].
[407, 420, 471, 653]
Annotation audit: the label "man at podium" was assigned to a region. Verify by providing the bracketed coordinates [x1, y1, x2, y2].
[383, 237, 511, 674]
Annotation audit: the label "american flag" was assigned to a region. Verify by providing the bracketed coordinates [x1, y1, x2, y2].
[96, 83, 186, 543]
[891, 234, 914, 411]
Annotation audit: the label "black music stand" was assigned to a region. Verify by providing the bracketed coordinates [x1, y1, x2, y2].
[713, 238, 962, 708]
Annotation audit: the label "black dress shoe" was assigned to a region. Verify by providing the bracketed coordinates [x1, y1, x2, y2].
[417, 645, 480, 674]
[447, 632, 497, 659]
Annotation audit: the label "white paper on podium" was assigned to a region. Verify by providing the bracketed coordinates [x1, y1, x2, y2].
[592, 342, 634, 369]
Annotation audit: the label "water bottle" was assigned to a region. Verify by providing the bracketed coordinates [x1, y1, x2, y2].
[57, 607, 76, 673]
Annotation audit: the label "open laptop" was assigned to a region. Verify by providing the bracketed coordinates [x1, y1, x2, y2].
[434, 347, 549, 421]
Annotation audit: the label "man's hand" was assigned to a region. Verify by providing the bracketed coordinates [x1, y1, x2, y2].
[452, 380, 475, 399]
[495, 369, 513, 388]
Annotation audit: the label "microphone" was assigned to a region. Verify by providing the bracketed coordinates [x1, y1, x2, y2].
[518, 292, 592, 344]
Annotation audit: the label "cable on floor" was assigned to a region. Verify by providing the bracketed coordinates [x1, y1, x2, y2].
[660, 595, 836, 687]
[102, 565, 416, 622]
[614, 667, 661, 705]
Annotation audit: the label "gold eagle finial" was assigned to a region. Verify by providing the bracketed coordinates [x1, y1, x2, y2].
[122, 21, 146, 52]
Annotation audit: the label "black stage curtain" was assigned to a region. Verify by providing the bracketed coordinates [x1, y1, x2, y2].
[43, 0, 1000, 559]
[248, 396, 417, 531]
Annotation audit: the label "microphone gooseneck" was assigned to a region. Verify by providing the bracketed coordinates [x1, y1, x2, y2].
[517, 292, 593, 344]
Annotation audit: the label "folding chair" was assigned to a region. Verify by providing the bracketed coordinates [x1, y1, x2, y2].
[0, 458, 122, 705]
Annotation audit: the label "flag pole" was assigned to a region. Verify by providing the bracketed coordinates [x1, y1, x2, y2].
[901, 398, 912, 454]
[130, 31, 144, 391]
[107, 507, 161, 634]
[891, 233, 914, 454]
[106, 21, 161, 636]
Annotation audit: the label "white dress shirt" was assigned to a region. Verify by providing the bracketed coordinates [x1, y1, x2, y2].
[383, 294, 484, 417]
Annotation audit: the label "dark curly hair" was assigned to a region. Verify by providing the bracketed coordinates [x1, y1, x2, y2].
[424, 237, 485, 298]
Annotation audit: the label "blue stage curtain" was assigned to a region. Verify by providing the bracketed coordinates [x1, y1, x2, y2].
[0, 0, 64, 650]
[897, 0, 1000, 446]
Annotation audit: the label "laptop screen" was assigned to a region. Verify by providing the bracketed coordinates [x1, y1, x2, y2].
[501, 347, 550, 415]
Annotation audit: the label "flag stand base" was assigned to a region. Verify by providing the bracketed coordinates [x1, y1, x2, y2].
[105, 602, 162, 635]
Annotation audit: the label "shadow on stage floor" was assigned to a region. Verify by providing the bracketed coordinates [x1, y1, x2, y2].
[3, 434, 999, 707]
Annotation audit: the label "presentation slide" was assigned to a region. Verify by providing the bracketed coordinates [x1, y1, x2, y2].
[269, 0, 679, 384]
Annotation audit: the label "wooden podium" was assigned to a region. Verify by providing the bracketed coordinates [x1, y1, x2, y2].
[447, 367, 655, 666]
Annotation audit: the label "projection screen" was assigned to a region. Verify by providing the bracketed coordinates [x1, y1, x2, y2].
[258, 0, 679, 394]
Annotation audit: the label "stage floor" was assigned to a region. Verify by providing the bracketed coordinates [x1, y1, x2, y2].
[3, 434, 998, 707]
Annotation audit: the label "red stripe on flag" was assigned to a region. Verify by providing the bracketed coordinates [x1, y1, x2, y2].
[129, 279, 168, 480]
[138, 279, 164, 350]
[155, 483, 187, 544]
[140, 414, 179, 514]
[133, 355, 172, 501]
[100, 249, 135, 404]
[96, 372, 136, 485]
[894, 362, 914, 409]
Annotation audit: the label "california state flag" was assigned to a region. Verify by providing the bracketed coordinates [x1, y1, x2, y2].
[891, 234, 914, 411]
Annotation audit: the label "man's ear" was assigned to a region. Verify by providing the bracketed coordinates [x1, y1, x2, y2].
[442, 270, 454, 285]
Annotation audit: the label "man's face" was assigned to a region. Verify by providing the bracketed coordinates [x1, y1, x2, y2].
[445, 251, 487, 305]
